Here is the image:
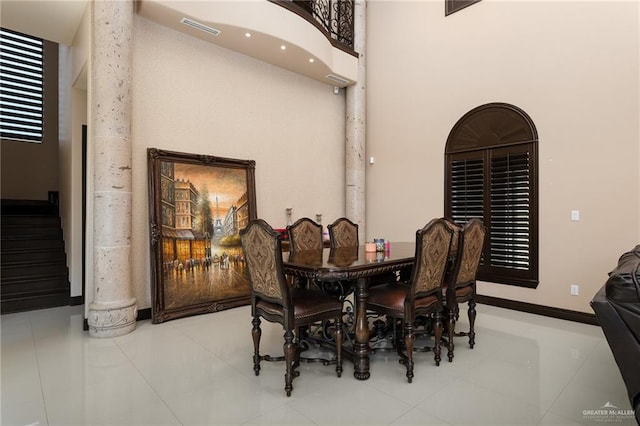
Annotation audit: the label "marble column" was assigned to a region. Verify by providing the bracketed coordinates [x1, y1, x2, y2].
[88, 0, 137, 337]
[346, 0, 367, 243]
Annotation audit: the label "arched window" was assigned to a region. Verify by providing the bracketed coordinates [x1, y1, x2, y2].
[445, 103, 538, 288]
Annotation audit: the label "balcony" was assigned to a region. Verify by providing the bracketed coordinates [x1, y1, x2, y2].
[136, 0, 358, 87]
[270, 1, 355, 53]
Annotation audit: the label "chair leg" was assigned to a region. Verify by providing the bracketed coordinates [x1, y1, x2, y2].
[335, 316, 343, 378]
[404, 321, 414, 383]
[294, 326, 307, 370]
[468, 299, 476, 349]
[447, 304, 456, 362]
[251, 316, 261, 376]
[433, 311, 442, 366]
[284, 330, 296, 397]
[392, 317, 402, 349]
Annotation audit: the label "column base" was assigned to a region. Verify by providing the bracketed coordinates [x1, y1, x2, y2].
[88, 298, 137, 338]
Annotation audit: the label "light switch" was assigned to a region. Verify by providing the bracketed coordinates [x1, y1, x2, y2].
[571, 210, 580, 221]
[369, 156, 375, 165]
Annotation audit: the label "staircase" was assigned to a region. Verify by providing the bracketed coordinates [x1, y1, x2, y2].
[1, 199, 70, 313]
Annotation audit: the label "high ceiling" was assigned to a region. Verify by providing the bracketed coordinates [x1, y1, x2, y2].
[0, 0, 89, 45]
[0, 0, 357, 87]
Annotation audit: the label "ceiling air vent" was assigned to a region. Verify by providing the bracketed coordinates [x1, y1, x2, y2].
[326, 74, 350, 86]
[180, 18, 221, 36]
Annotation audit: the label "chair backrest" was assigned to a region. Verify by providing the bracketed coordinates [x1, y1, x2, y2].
[240, 219, 289, 307]
[328, 217, 359, 248]
[443, 218, 461, 259]
[450, 218, 486, 289]
[408, 218, 453, 300]
[287, 217, 323, 251]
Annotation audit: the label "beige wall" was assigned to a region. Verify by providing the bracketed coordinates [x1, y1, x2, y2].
[1, 139, 58, 200]
[366, 0, 640, 313]
[59, 3, 90, 299]
[130, 16, 347, 307]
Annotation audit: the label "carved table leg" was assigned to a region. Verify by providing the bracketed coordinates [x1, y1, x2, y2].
[353, 277, 370, 380]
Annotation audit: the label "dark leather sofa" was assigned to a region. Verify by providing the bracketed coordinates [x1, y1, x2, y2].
[590, 245, 640, 424]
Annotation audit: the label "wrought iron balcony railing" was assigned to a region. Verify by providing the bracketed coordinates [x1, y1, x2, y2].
[270, 0, 356, 55]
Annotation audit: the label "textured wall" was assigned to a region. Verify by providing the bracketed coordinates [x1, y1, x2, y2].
[130, 16, 346, 308]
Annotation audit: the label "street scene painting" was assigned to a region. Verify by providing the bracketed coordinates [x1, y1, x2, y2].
[148, 148, 256, 323]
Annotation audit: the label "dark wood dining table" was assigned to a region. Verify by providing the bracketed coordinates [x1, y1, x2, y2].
[283, 242, 415, 380]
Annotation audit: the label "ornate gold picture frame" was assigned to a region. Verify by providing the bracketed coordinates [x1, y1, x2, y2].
[147, 148, 257, 323]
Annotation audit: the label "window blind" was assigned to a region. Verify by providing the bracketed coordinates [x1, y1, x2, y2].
[450, 156, 484, 224]
[0, 28, 44, 143]
[446, 143, 537, 287]
[489, 149, 531, 271]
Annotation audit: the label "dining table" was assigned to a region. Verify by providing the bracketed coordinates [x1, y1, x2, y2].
[283, 242, 415, 380]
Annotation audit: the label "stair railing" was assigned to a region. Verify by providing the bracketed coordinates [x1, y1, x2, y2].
[269, 0, 356, 55]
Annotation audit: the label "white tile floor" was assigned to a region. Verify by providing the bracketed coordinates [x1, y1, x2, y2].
[1, 303, 636, 426]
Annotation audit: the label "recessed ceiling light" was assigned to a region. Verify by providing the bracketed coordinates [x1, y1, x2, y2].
[280, 45, 286, 50]
[309, 58, 315, 63]
[245, 32, 251, 38]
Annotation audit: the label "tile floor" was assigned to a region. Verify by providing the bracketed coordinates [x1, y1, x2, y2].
[1, 303, 636, 425]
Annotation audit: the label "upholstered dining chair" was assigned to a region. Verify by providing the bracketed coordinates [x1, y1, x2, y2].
[443, 218, 486, 362]
[240, 219, 343, 396]
[365, 218, 453, 383]
[327, 216, 399, 288]
[326, 217, 359, 297]
[328, 217, 359, 248]
[324, 220, 360, 337]
[287, 217, 323, 252]
[286, 217, 323, 289]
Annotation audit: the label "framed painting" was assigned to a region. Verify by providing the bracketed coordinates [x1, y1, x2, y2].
[445, 0, 481, 16]
[147, 148, 257, 323]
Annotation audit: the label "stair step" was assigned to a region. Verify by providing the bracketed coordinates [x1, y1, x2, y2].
[1, 201, 58, 216]
[1, 261, 68, 278]
[1, 293, 70, 314]
[1, 276, 70, 296]
[1, 227, 63, 239]
[1, 250, 67, 265]
[1, 239, 65, 251]
[1, 215, 61, 227]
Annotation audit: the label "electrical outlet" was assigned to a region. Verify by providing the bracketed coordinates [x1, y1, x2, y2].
[570, 284, 579, 296]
